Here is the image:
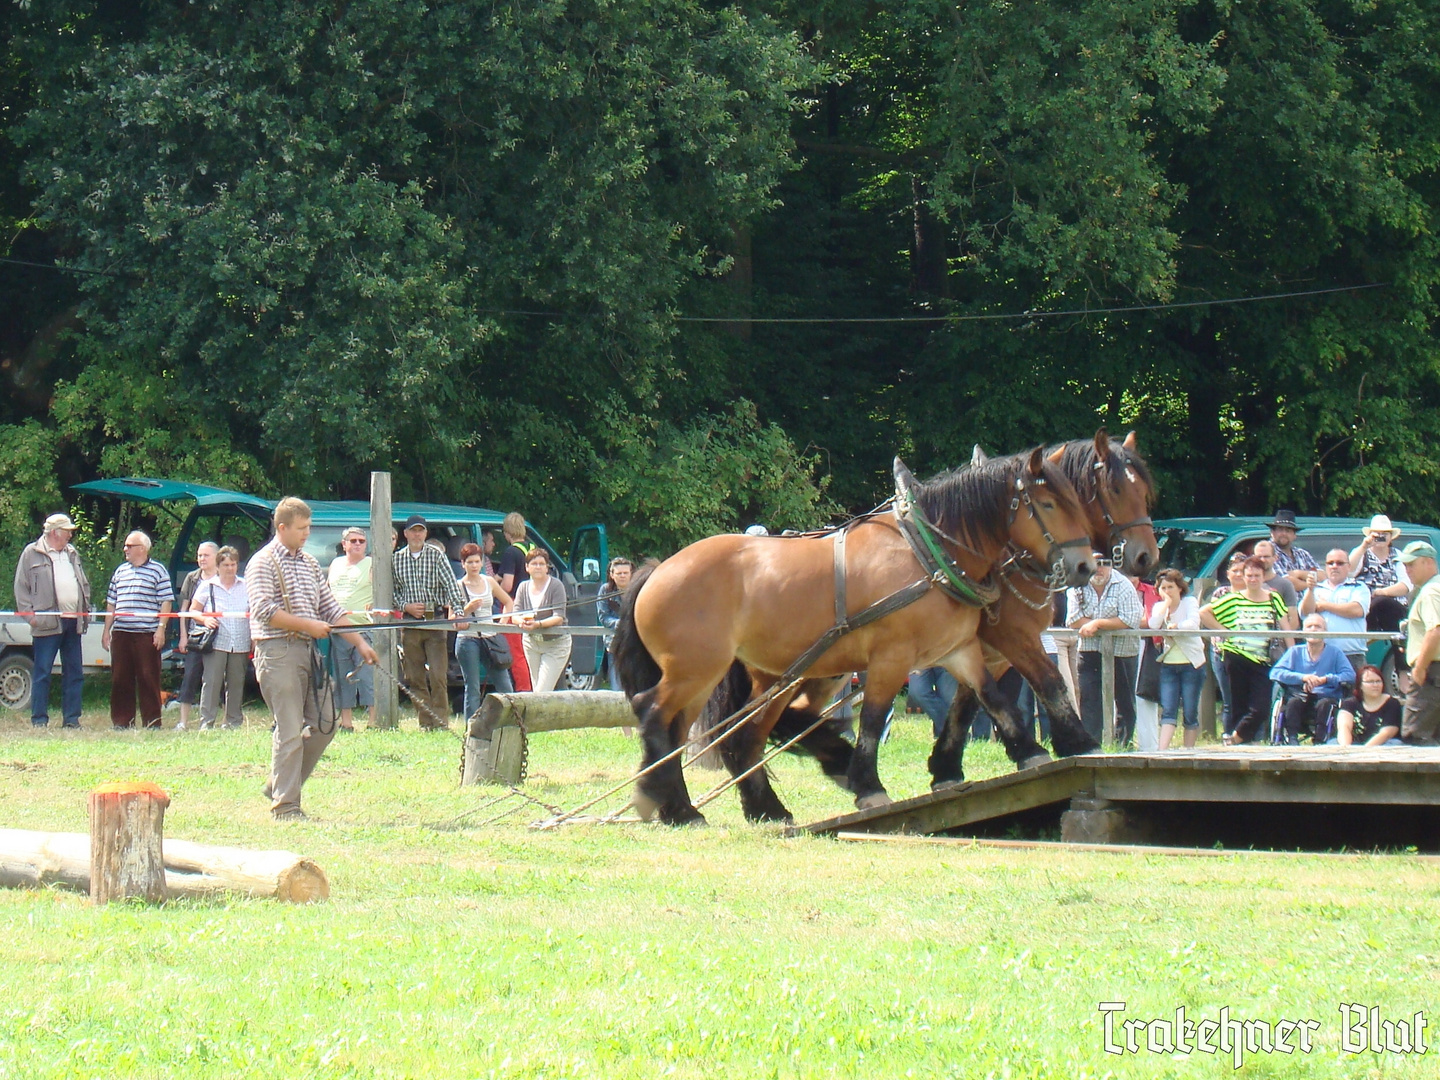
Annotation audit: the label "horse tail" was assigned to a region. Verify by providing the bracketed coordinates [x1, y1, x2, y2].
[692, 660, 753, 770]
[611, 563, 661, 698]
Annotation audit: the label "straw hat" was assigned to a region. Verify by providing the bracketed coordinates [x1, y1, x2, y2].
[1363, 514, 1401, 540]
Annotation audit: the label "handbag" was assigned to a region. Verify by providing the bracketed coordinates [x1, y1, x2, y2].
[480, 633, 513, 671]
[188, 583, 219, 654]
[1135, 638, 1161, 703]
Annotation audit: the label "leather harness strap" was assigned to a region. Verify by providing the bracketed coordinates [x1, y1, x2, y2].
[833, 528, 849, 631]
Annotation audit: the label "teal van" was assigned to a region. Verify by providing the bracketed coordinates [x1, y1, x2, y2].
[70, 478, 610, 685]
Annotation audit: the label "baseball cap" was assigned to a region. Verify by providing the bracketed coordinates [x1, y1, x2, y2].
[1398, 540, 1437, 563]
[403, 514, 428, 532]
[43, 513, 77, 532]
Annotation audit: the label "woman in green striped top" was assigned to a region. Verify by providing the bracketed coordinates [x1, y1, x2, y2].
[1201, 556, 1289, 744]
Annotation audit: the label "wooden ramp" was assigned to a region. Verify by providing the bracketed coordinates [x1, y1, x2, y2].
[800, 747, 1440, 852]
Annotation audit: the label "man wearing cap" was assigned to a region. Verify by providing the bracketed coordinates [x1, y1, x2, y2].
[1399, 540, 1440, 743]
[327, 527, 374, 730]
[1349, 515, 1411, 635]
[393, 515, 467, 729]
[1066, 554, 1143, 745]
[1266, 510, 1317, 588]
[14, 513, 92, 728]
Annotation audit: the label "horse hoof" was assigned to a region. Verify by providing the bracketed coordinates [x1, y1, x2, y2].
[631, 793, 658, 822]
[660, 805, 707, 827]
[931, 779, 964, 792]
[855, 792, 892, 811]
[1018, 751, 1053, 771]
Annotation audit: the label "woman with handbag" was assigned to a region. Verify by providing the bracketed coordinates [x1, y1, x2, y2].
[1149, 569, 1207, 749]
[191, 546, 250, 729]
[455, 543, 514, 719]
[514, 549, 571, 693]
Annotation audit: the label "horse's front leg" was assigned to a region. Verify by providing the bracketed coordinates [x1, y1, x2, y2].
[1007, 649, 1097, 757]
[846, 670, 907, 810]
[976, 673, 1052, 770]
[928, 683, 977, 790]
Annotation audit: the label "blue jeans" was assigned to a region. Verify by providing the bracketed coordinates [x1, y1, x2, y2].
[1158, 662, 1207, 730]
[1210, 645, 1232, 733]
[908, 668, 958, 739]
[32, 620, 84, 727]
[330, 633, 374, 710]
[456, 637, 514, 721]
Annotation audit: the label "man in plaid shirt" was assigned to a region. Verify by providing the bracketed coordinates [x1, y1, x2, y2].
[394, 514, 467, 729]
[1066, 556, 1144, 746]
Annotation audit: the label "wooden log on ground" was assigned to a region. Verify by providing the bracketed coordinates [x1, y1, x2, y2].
[465, 691, 635, 786]
[0, 829, 327, 902]
[89, 782, 169, 905]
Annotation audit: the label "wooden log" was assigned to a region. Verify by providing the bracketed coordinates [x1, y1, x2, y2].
[0, 829, 327, 902]
[89, 782, 169, 905]
[464, 691, 636, 786]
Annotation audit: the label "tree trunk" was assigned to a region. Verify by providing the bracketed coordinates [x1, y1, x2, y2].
[464, 691, 636, 785]
[88, 782, 169, 905]
[0, 829, 327, 903]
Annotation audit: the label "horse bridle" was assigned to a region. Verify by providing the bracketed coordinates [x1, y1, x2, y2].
[1010, 469, 1092, 585]
[1090, 458, 1153, 565]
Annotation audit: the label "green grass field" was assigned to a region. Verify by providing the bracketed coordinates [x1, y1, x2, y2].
[2, 697, 1438, 1079]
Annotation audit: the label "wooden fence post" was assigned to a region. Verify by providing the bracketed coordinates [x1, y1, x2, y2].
[88, 782, 169, 905]
[1100, 634, 1116, 745]
[370, 471, 399, 729]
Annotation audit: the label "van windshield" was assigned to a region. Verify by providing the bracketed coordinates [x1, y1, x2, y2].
[1157, 528, 1225, 576]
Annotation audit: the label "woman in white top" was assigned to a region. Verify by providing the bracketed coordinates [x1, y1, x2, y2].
[190, 546, 250, 730]
[513, 548, 571, 693]
[1148, 568, 1206, 749]
[455, 542, 514, 719]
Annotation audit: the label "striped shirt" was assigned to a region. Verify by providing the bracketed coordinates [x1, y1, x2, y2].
[392, 544, 466, 614]
[1210, 591, 1288, 662]
[106, 559, 174, 632]
[246, 538, 346, 642]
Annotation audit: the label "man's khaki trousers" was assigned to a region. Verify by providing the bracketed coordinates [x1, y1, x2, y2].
[255, 637, 337, 816]
[402, 627, 451, 728]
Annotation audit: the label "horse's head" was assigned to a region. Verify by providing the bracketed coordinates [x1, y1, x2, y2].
[1007, 447, 1095, 587]
[1088, 428, 1158, 578]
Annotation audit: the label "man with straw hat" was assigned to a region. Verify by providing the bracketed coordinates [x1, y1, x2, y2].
[1349, 515, 1412, 635]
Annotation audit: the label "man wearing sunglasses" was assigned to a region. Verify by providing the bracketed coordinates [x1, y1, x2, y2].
[327, 527, 375, 731]
[1300, 548, 1371, 678]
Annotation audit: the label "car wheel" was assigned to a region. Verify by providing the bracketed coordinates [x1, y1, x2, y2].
[0, 653, 35, 712]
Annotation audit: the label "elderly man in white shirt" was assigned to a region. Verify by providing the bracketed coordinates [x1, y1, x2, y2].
[1301, 548, 1371, 678]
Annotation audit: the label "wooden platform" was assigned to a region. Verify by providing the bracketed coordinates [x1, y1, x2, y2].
[801, 747, 1440, 851]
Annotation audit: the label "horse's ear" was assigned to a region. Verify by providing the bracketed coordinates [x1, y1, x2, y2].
[971, 444, 988, 466]
[1047, 445, 1064, 465]
[1026, 446, 1045, 476]
[1123, 430, 1139, 451]
[1093, 427, 1110, 458]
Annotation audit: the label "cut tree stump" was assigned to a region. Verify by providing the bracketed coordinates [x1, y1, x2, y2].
[0, 830, 327, 903]
[463, 691, 636, 786]
[88, 782, 169, 905]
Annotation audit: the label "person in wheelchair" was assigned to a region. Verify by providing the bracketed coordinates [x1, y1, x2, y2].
[1269, 613, 1355, 743]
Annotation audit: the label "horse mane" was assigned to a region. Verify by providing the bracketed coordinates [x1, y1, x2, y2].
[917, 451, 1073, 552]
[1049, 437, 1156, 509]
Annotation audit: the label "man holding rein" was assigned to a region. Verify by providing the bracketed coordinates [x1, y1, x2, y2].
[248, 497, 378, 821]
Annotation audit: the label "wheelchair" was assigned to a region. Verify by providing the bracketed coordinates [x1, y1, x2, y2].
[1269, 683, 1350, 746]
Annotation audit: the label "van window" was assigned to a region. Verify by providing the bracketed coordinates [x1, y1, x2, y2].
[1157, 529, 1225, 576]
[182, 511, 270, 571]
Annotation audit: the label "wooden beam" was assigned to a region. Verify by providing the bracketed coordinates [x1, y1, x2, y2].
[835, 832, 1440, 863]
[370, 471, 399, 729]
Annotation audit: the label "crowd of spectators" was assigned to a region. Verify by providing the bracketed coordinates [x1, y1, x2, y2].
[13, 506, 631, 733]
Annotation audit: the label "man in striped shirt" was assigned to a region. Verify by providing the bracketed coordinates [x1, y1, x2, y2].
[101, 531, 174, 729]
[249, 497, 377, 821]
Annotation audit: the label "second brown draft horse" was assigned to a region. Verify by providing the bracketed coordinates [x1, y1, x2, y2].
[612, 447, 1096, 825]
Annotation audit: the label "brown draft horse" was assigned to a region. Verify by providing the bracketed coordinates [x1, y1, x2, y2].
[611, 447, 1096, 825]
[927, 430, 1159, 786]
[701, 430, 1158, 822]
